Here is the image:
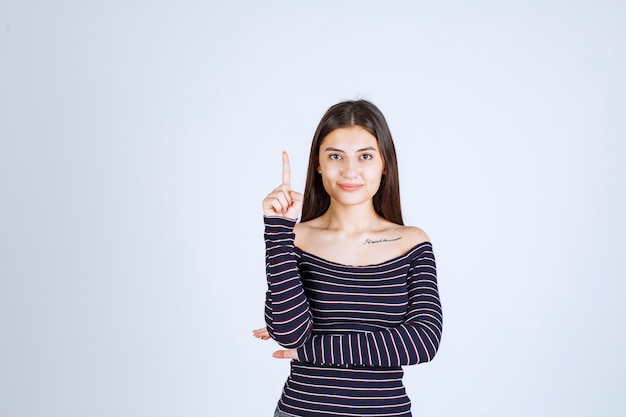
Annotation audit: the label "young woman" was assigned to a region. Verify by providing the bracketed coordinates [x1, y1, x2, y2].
[253, 100, 443, 417]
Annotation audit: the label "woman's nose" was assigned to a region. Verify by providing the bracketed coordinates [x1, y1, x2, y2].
[342, 160, 357, 178]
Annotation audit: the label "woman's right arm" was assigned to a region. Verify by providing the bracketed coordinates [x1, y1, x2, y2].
[262, 152, 312, 348]
[263, 216, 313, 348]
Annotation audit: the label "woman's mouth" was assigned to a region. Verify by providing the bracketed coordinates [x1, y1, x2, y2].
[338, 183, 363, 192]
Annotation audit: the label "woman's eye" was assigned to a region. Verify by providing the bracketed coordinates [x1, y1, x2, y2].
[360, 153, 373, 160]
[329, 153, 342, 160]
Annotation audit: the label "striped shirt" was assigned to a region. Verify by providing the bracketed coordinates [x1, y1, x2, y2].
[264, 216, 443, 417]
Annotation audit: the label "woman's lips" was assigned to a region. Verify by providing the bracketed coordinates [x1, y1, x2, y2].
[338, 183, 363, 191]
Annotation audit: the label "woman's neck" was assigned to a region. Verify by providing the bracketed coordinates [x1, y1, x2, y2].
[319, 201, 383, 234]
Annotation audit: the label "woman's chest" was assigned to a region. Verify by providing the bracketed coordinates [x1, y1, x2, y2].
[298, 259, 410, 325]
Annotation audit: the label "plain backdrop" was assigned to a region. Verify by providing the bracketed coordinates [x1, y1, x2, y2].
[1, 1, 625, 416]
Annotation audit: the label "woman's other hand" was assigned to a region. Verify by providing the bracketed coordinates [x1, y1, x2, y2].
[272, 349, 298, 360]
[252, 327, 298, 360]
[252, 327, 271, 340]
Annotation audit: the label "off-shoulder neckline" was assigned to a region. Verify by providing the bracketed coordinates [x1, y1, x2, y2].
[294, 241, 432, 268]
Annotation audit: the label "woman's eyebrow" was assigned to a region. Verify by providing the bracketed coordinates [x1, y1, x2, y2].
[357, 146, 378, 152]
[323, 146, 378, 152]
[323, 147, 345, 153]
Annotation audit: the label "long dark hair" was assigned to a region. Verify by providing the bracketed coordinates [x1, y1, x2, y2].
[300, 100, 403, 225]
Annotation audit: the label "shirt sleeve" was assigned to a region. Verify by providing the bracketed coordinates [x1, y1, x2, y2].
[296, 243, 443, 367]
[263, 216, 313, 349]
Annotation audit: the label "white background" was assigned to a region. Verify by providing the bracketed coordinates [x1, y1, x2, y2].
[1, 1, 625, 416]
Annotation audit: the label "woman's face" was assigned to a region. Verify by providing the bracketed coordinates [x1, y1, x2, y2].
[317, 126, 385, 207]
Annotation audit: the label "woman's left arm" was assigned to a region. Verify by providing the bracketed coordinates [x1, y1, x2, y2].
[288, 243, 443, 367]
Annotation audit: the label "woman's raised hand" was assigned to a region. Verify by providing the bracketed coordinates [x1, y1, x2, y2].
[262, 151, 303, 219]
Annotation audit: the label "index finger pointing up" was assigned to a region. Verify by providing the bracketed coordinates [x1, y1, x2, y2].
[282, 151, 291, 188]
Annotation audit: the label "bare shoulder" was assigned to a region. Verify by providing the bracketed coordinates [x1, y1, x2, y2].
[395, 225, 430, 249]
[293, 218, 323, 248]
[294, 218, 319, 235]
[293, 221, 308, 239]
